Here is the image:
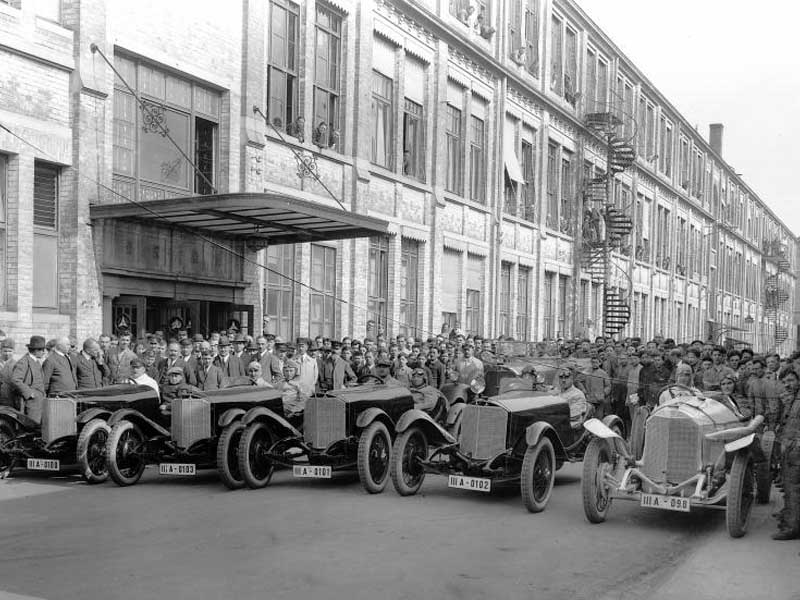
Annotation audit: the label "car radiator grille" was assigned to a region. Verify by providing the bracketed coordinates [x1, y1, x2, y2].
[41, 398, 77, 444]
[459, 405, 508, 460]
[171, 398, 211, 449]
[304, 396, 346, 449]
[641, 413, 701, 484]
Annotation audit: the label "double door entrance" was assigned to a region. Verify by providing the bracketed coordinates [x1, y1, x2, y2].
[111, 296, 253, 339]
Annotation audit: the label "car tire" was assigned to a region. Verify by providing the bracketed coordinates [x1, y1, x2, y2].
[390, 427, 428, 496]
[582, 437, 614, 524]
[521, 437, 556, 513]
[77, 418, 111, 484]
[0, 420, 15, 470]
[238, 422, 274, 489]
[357, 421, 392, 494]
[106, 420, 146, 487]
[726, 451, 755, 538]
[217, 421, 245, 490]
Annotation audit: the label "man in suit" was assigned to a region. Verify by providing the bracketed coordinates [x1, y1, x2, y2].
[158, 342, 186, 385]
[193, 349, 226, 391]
[214, 336, 245, 379]
[256, 335, 281, 383]
[10, 335, 47, 422]
[42, 336, 77, 396]
[75, 338, 109, 389]
[0, 338, 17, 407]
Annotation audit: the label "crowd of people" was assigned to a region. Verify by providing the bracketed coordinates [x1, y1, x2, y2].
[0, 325, 798, 541]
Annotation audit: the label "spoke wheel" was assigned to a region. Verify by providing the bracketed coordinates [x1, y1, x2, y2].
[77, 419, 111, 483]
[357, 421, 392, 494]
[521, 437, 556, 513]
[107, 420, 146, 487]
[582, 437, 614, 523]
[0, 421, 14, 470]
[217, 422, 245, 490]
[390, 427, 428, 496]
[727, 452, 755, 538]
[238, 422, 274, 489]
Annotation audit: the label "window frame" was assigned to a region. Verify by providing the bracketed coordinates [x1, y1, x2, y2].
[445, 103, 464, 195]
[368, 236, 390, 336]
[33, 161, 60, 310]
[309, 243, 337, 337]
[313, 3, 343, 151]
[469, 114, 486, 203]
[267, 0, 301, 134]
[265, 244, 296, 340]
[370, 70, 394, 169]
[402, 98, 425, 182]
[399, 238, 420, 337]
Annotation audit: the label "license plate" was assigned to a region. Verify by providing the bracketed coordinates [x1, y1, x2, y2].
[293, 465, 332, 479]
[158, 463, 196, 476]
[26, 458, 60, 471]
[640, 493, 690, 512]
[448, 475, 491, 493]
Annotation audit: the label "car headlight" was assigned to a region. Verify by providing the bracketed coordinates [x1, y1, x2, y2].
[469, 377, 486, 395]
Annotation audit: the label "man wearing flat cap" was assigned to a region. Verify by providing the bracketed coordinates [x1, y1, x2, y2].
[11, 336, 47, 421]
[373, 357, 400, 386]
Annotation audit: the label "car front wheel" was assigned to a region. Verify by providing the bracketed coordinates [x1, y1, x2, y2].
[726, 451, 755, 538]
[77, 418, 111, 484]
[106, 420, 146, 487]
[238, 422, 274, 489]
[217, 421, 245, 490]
[521, 437, 556, 513]
[357, 421, 392, 494]
[390, 427, 428, 496]
[582, 437, 614, 523]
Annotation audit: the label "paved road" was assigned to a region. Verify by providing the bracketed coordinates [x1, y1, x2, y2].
[0, 464, 789, 600]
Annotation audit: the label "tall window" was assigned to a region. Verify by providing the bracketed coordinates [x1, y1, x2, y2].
[310, 244, 337, 337]
[368, 236, 389, 334]
[267, 0, 300, 134]
[517, 266, 530, 338]
[549, 15, 563, 95]
[441, 249, 461, 330]
[371, 70, 393, 168]
[465, 254, 484, 335]
[33, 162, 59, 309]
[499, 262, 512, 336]
[546, 142, 558, 229]
[0, 155, 6, 306]
[676, 217, 687, 275]
[445, 104, 463, 195]
[524, 0, 540, 75]
[313, 4, 342, 150]
[579, 280, 588, 327]
[559, 152, 573, 235]
[521, 136, 536, 221]
[557, 274, 568, 337]
[399, 239, 419, 336]
[655, 205, 671, 269]
[112, 55, 219, 202]
[692, 150, 704, 198]
[550, 15, 577, 106]
[585, 48, 608, 114]
[543, 271, 555, 338]
[659, 116, 673, 177]
[645, 101, 656, 160]
[402, 100, 424, 181]
[679, 137, 690, 189]
[265, 245, 295, 339]
[469, 115, 486, 203]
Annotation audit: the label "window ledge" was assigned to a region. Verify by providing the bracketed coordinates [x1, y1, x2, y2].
[442, 191, 491, 213]
[368, 165, 431, 193]
[501, 212, 538, 229]
[263, 130, 352, 167]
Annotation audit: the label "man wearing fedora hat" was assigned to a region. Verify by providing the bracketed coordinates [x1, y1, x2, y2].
[214, 335, 245, 378]
[10, 335, 47, 422]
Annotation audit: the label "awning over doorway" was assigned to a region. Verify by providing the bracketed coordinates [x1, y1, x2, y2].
[89, 190, 390, 245]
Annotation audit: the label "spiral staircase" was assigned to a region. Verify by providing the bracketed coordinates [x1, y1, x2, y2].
[762, 242, 791, 345]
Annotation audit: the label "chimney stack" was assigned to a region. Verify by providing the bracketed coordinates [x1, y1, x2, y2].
[709, 123, 724, 156]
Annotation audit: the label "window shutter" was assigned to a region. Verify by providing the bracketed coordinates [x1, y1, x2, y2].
[441, 249, 461, 312]
[33, 163, 58, 229]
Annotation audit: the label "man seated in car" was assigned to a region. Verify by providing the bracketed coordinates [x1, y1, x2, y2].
[408, 367, 439, 413]
[557, 367, 588, 429]
[658, 363, 701, 405]
[159, 366, 201, 416]
[373, 357, 400, 386]
[246, 361, 274, 388]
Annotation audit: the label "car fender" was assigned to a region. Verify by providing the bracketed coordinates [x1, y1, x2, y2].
[107, 409, 170, 437]
[241, 406, 301, 438]
[395, 409, 455, 446]
[583, 417, 622, 440]
[0, 406, 38, 431]
[76, 408, 112, 426]
[442, 383, 469, 406]
[218, 408, 246, 429]
[524, 421, 567, 458]
[725, 433, 756, 454]
[601, 414, 624, 437]
[446, 402, 465, 427]
[355, 407, 393, 430]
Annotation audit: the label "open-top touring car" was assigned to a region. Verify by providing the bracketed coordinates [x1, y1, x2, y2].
[581, 385, 769, 537]
[0, 385, 159, 482]
[105, 385, 284, 488]
[389, 365, 623, 513]
[236, 380, 444, 494]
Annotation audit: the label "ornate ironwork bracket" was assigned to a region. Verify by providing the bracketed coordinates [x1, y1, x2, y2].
[141, 99, 169, 136]
[296, 151, 320, 181]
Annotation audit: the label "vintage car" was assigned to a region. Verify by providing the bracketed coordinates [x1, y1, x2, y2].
[390, 376, 623, 513]
[0, 385, 159, 483]
[581, 385, 769, 538]
[105, 386, 284, 488]
[237, 381, 423, 494]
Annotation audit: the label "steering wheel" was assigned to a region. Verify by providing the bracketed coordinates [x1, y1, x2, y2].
[357, 374, 384, 385]
[656, 384, 696, 404]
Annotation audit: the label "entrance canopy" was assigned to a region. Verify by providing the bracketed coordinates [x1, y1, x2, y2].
[90, 191, 390, 245]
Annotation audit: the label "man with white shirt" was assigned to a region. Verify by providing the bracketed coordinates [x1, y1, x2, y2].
[295, 338, 318, 393]
[10, 336, 47, 422]
[128, 358, 160, 397]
